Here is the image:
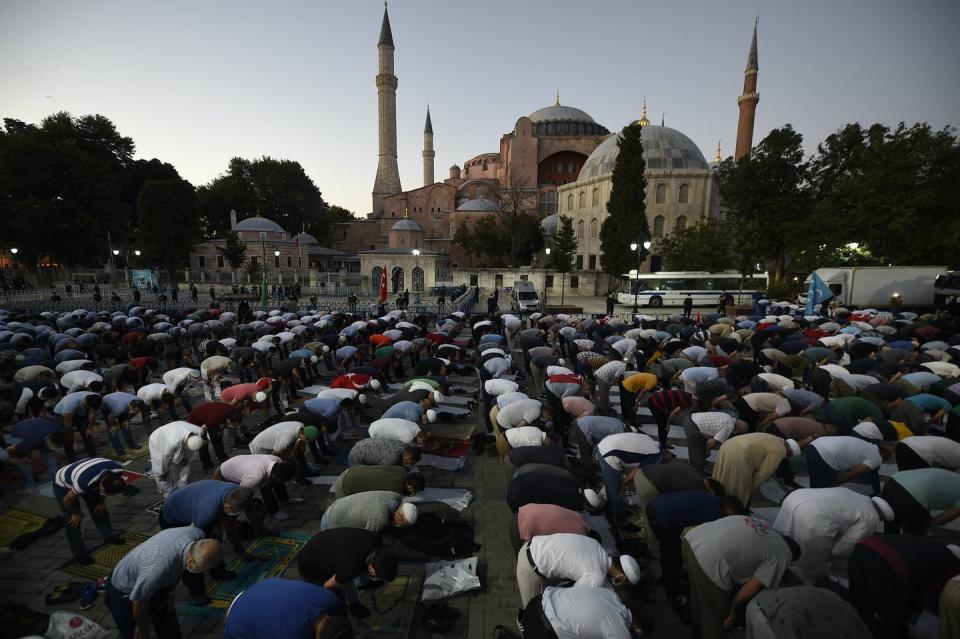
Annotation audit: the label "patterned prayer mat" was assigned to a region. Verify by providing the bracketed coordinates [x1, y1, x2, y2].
[354, 559, 426, 638]
[145, 498, 165, 515]
[178, 533, 311, 617]
[0, 507, 59, 548]
[106, 442, 151, 463]
[60, 531, 152, 580]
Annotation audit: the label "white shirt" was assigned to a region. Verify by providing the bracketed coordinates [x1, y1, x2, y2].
[317, 388, 360, 401]
[249, 421, 303, 455]
[546, 366, 574, 376]
[682, 346, 709, 363]
[162, 367, 198, 392]
[817, 364, 850, 379]
[483, 357, 511, 378]
[369, 418, 421, 444]
[594, 361, 627, 384]
[497, 392, 530, 409]
[921, 361, 960, 378]
[757, 373, 795, 391]
[529, 533, 611, 587]
[60, 370, 103, 392]
[596, 432, 660, 471]
[901, 436, 960, 469]
[810, 436, 882, 471]
[772, 487, 880, 582]
[841, 374, 878, 391]
[56, 360, 94, 374]
[219, 454, 281, 488]
[201, 355, 233, 373]
[137, 383, 169, 404]
[691, 412, 736, 443]
[541, 586, 632, 639]
[148, 421, 203, 469]
[743, 393, 791, 416]
[611, 339, 637, 359]
[484, 379, 519, 396]
[504, 426, 546, 448]
[496, 399, 542, 430]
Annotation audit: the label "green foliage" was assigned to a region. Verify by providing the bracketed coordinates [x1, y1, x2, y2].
[655, 219, 734, 272]
[196, 156, 331, 241]
[494, 172, 542, 266]
[765, 279, 800, 302]
[136, 178, 199, 279]
[121, 158, 181, 228]
[244, 256, 261, 281]
[453, 211, 543, 268]
[717, 125, 811, 281]
[0, 112, 135, 266]
[600, 123, 651, 277]
[328, 205, 356, 223]
[217, 231, 247, 270]
[550, 216, 577, 274]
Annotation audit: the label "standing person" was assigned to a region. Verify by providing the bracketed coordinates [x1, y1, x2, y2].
[147, 421, 206, 497]
[189, 281, 198, 302]
[717, 291, 728, 316]
[683, 294, 694, 320]
[606, 294, 616, 317]
[104, 526, 222, 639]
[53, 457, 127, 564]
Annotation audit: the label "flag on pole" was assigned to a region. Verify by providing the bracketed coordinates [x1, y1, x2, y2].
[379, 266, 388, 304]
[804, 271, 833, 316]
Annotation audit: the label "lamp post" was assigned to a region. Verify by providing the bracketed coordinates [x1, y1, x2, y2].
[7, 248, 17, 271]
[544, 247, 551, 306]
[629, 241, 652, 312]
[274, 250, 281, 287]
[412, 249, 421, 306]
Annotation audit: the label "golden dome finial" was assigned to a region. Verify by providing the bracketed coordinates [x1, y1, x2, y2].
[555, 89, 560, 106]
[636, 97, 650, 127]
[715, 140, 722, 163]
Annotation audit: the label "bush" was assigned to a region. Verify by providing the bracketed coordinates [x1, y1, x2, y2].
[765, 279, 800, 302]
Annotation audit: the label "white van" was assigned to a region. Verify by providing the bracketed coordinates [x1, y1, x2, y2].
[510, 281, 541, 312]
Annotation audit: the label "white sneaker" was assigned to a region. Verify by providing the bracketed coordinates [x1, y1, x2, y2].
[286, 497, 305, 504]
[272, 510, 290, 520]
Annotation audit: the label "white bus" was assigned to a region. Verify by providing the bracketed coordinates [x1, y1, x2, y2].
[618, 271, 768, 308]
[934, 271, 960, 306]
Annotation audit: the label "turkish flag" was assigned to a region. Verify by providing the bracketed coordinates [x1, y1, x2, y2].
[379, 266, 388, 304]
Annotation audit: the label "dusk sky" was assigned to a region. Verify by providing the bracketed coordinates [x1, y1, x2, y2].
[2, 0, 958, 217]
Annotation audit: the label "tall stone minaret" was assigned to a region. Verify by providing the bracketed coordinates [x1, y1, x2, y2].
[422, 106, 435, 186]
[735, 18, 759, 161]
[372, 3, 402, 216]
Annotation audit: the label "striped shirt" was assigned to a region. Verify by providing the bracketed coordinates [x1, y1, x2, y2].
[576, 351, 610, 371]
[648, 390, 693, 413]
[55, 458, 123, 495]
[110, 526, 204, 601]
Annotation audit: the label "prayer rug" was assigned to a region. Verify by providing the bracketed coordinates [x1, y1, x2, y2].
[177, 533, 311, 617]
[60, 531, 152, 580]
[422, 441, 472, 458]
[353, 559, 425, 638]
[145, 499, 165, 515]
[0, 507, 59, 548]
[106, 442, 151, 463]
[422, 422, 475, 440]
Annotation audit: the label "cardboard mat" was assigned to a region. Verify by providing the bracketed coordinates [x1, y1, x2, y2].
[60, 531, 152, 580]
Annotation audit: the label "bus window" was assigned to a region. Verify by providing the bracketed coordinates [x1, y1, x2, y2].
[682, 279, 701, 289]
[665, 280, 685, 290]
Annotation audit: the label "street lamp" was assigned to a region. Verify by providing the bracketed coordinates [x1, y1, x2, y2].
[274, 250, 281, 286]
[112, 249, 120, 256]
[412, 249, 421, 306]
[544, 248, 551, 306]
[10, 248, 17, 254]
[134, 250, 141, 257]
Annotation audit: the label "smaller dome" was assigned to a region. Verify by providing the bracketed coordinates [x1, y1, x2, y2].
[295, 232, 320, 245]
[456, 198, 499, 212]
[235, 214, 285, 233]
[541, 214, 559, 235]
[390, 219, 423, 232]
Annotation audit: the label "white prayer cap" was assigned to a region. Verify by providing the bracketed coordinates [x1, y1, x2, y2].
[369, 379, 381, 390]
[853, 422, 883, 442]
[433, 390, 444, 404]
[186, 434, 205, 451]
[399, 503, 418, 525]
[322, 345, 330, 353]
[358, 394, 368, 405]
[254, 391, 267, 403]
[871, 497, 895, 522]
[619, 555, 642, 585]
[427, 409, 438, 423]
[583, 488, 602, 509]
[785, 439, 801, 457]
[310, 355, 318, 364]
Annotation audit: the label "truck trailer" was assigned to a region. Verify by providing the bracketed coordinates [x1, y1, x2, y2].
[803, 266, 945, 308]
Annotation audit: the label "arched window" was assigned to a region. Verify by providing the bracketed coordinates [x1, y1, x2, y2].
[592, 188, 600, 206]
[655, 183, 666, 204]
[653, 215, 665, 238]
[579, 191, 586, 207]
[390, 266, 404, 293]
[371, 266, 383, 292]
[567, 194, 574, 210]
[589, 218, 599, 239]
[577, 220, 585, 239]
[412, 266, 425, 292]
[678, 183, 690, 204]
[676, 215, 687, 232]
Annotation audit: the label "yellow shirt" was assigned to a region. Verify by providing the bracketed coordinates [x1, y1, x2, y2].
[622, 372, 658, 393]
[890, 420, 914, 440]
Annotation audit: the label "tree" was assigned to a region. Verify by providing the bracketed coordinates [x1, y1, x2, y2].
[600, 123, 651, 288]
[452, 216, 509, 267]
[122, 158, 181, 229]
[196, 156, 333, 242]
[0, 113, 134, 266]
[494, 171, 542, 266]
[217, 230, 247, 281]
[717, 125, 811, 281]
[136, 179, 199, 281]
[655, 219, 734, 272]
[328, 205, 356, 223]
[550, 215, 577, 305]
[244, 256, 261, 283]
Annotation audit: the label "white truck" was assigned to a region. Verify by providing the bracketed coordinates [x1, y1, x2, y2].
[802, 266, 946, 308]
[510, 280, 541, 312]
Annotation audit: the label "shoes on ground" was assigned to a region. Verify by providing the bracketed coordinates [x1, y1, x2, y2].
[79, 584, 98, 610]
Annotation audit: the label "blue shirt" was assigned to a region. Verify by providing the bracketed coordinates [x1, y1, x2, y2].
[101, 392, 140, 417]
[11, 417, 63, 454]
[383, 401, 422, 423]
[335, 345, 358, 363]
[53, 391, 98, 416]
[905, 393, 952, 413]
[649, 490, 724, 531]
[303, 397, 342, 418]
[900, 372, 941, 390]
[224, 578, 341, 639]
[161, 480, 237, 530]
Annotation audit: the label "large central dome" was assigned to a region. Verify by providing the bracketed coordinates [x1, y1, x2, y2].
[578, 125, 709, 181]
[528, 104, 596, 124]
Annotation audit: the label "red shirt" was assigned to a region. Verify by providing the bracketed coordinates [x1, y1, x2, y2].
[128, 356, 156, 370]
[425, 333, 448, 345]
[548, 374, 583, 385]
[331, 373, 370, 390]
[220, 383, 262, 404]
[369, 334, 392, 348]
[648, 390, 693, 412]
[121, 333, 143, 347]
[187, 402, 235, 429]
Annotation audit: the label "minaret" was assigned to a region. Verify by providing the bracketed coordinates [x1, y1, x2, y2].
[372, 2, 402, 216]
[422, 106, 434, 186]
[637, 97, 650, 127]
[735, 18, 759, 161]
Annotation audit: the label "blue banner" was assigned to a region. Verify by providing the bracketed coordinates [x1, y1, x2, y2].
[131, 270, 156, 290]
[805, 272, 833, 315]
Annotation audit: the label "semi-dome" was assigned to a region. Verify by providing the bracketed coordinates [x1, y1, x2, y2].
[235, 214, 286, 233]
[390, 219, 423, 232]
[540, 213, 559, 235]
[456, 198, 499, 212]
[578, 125, 709, 181]
[295, 232, 320, 245]
[529, 104, 595, 124]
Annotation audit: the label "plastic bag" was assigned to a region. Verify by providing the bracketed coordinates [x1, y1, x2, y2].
[45, 611, 107, 639]
[420, 556, 481, 601]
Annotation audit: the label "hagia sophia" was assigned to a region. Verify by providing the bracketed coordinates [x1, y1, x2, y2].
[191, 6, 760, 295]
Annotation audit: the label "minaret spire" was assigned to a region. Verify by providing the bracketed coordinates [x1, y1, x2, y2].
[422, 105, 435, 186]
[555, 90, 560, 106]
[372, 2, 402, 215]
[636, 97, 650, 127]
[735, 18, 760, 160]
[715, 140, 722, 163]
